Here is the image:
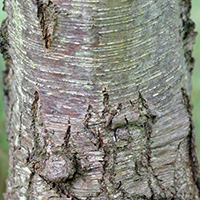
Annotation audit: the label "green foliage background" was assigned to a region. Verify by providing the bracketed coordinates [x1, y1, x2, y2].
[191, 0, 200, 160]
[0, 0, 199, 199]
[0, 1, 7, 199]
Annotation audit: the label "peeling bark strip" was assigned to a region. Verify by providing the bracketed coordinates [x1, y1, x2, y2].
[2, 0, 200, 199]
[36, 0, 58, 48]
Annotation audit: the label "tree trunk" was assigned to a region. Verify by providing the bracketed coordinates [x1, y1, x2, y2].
[1, 0, 199, 199]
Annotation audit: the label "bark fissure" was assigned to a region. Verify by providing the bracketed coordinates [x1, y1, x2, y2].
[28, 89, 75, 190]
[26, 172, 35, 199]
[138, 91, 173, 199]
[35, 0, 58, 48]
[109, 136, 132, 199]
[30, 89, 45, 152]
[173, 140, 184, 197]
[98, 129, 103, 149]
[80, 90, 181, 199]
[63, 119, 71, 148]
[18, 109, 23, 149]
[99, 147, 109, 199]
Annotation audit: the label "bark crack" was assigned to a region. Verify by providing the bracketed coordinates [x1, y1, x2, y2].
[108, 140, 131, 199]
[99, 147, 109, 199]
[138, 91, 173, 199]
[26, 171, 35, 199]
[17, 109, 23, 149]
[35, 0, 59, 48]
[63, 119, 71, 148]
[28, 89, 75, 189]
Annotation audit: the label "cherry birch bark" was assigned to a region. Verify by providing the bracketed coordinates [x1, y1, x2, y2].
[1, 0, 200, 199]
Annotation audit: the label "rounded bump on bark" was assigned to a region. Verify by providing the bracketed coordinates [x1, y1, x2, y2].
[40, 155, 75, 183]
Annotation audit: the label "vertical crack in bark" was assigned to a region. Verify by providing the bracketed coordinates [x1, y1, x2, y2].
[63, 119, 71, 148]
[99, 147, 109, 199]
[102, 88, 118, 129]
[18, 109, 23, 148]
[102, 87, 109, 111]
[31, 88, 43, 151]
[173, 140, 183, 196]
[83, 110, 92, 129]
[101, 89, 129, 198]
[82, 105, 100, 148]
[108, 141, 122, 197]
[26, 171, 35, 199]
[82, 90, 131, 198]
[35, 0, 59, 48]
[28, 89, 76, 196]
[98, 129, 103, 148]
[181, 87, 200, 194]
[112, 127, 133, 199]
[138, 91, 173, 199]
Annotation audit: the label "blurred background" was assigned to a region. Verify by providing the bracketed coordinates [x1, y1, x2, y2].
[191, 0, 200, 161]
[0, 0, 7, 199]
[0, 0, 199, 199]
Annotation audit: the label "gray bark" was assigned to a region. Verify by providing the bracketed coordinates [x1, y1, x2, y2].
[0, 0, 199, 199]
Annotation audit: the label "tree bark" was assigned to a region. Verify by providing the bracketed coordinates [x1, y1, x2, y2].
[1, 0, 199, 199]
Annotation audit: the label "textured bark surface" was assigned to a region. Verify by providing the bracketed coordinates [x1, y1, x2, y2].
[1, 0, 200, 199]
